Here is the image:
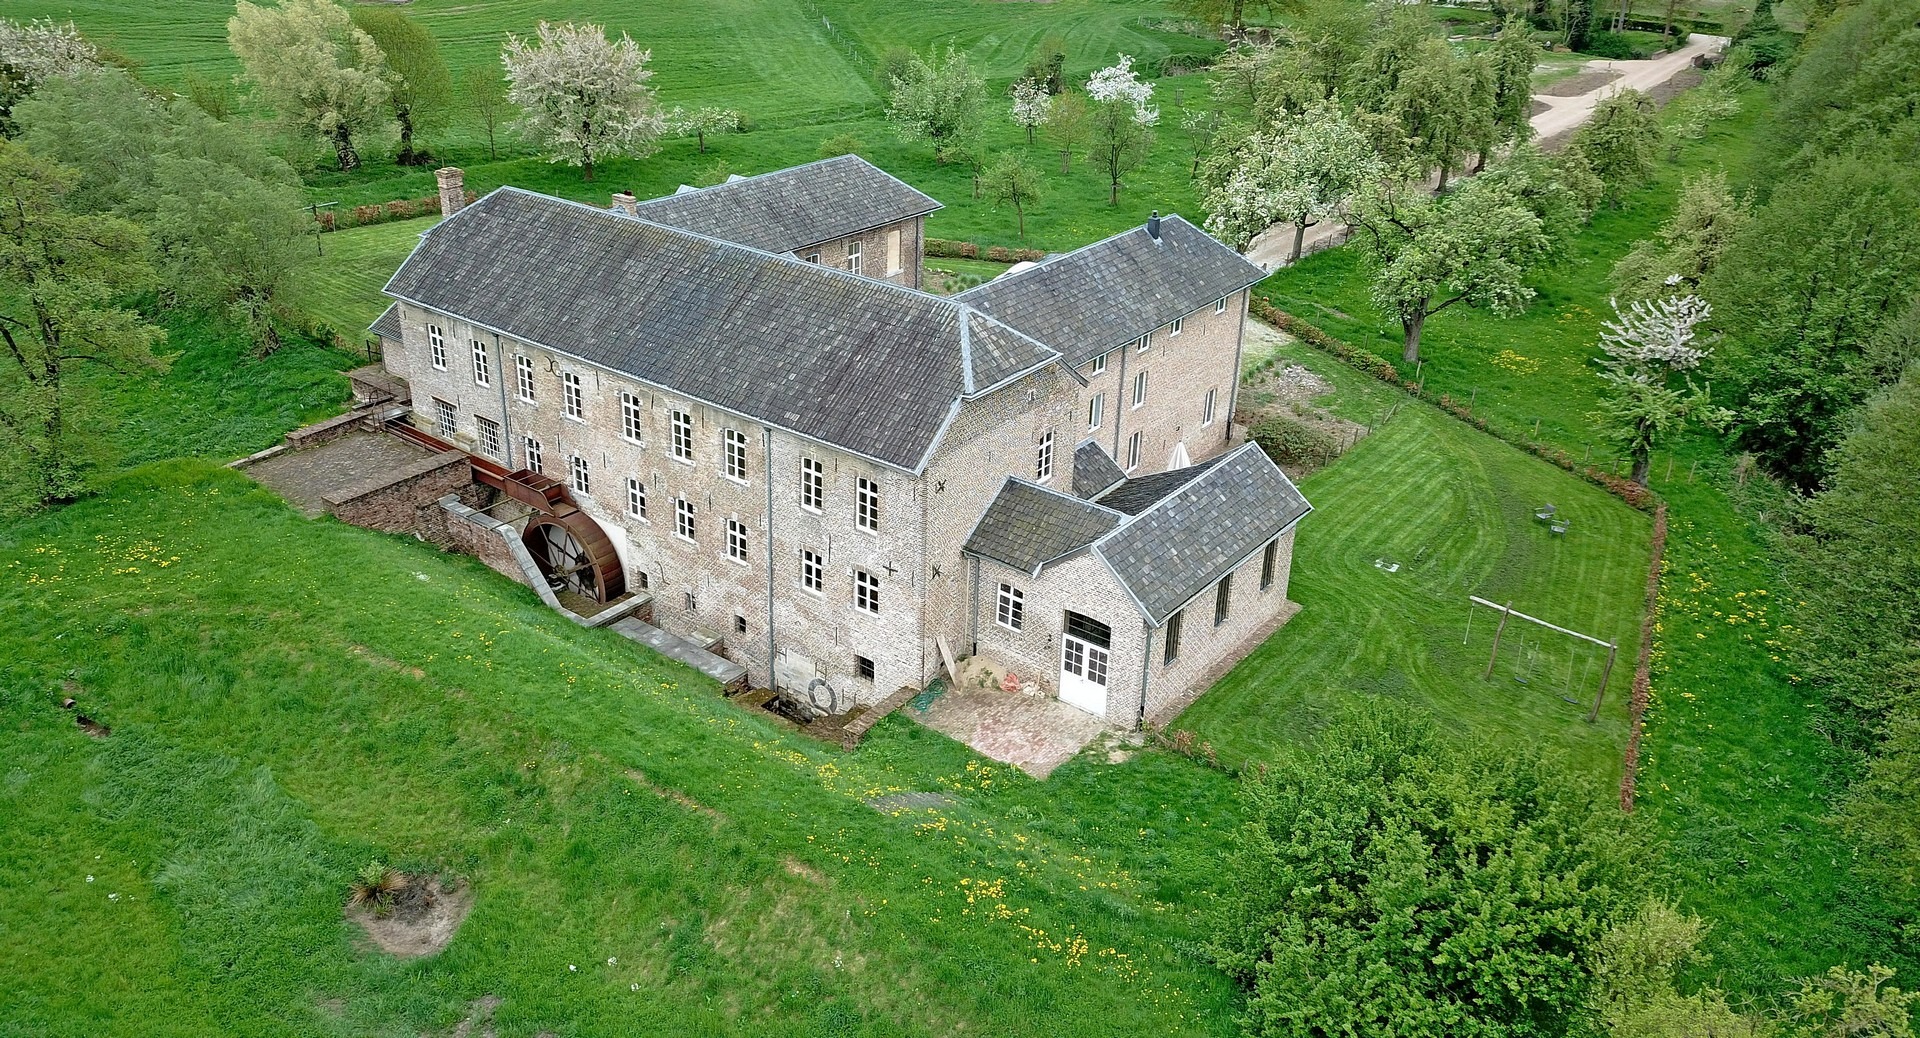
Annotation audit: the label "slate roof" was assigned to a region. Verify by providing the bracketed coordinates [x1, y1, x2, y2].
[1072, 440, 1127, 500]
[1095, 453, 1227, 515]
[627, 154, 941, 254]
[957, 215, 1268, 367]
[962, 478, 1123, 574]
[369, 302, 402, 342]
[384, 188, 1057, 470]
[1095, 444, 1312, 625]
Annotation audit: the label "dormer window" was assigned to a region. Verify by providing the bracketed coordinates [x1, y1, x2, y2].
[1214, 296, 1228, 315]
[845, 240, 862, 275]
[1134, 332, 1151, 353]
[1091, 351, 1108, 375]
[1169, 317, 1183, 337]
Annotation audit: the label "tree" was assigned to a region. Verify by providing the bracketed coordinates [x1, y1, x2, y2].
[1567, 0, 1597, 51]
[1, 18, 102, 135]
[502, 21, 664, 182]
[1586, 901, 1760, 1038]
[149, 155, 308, 354]
[1009, 78, 1051, 145]
[885, 45, 985, 164]
[1488, 18, 1539, 151]
[461, 67, 508, 161]
[1206, 707, 1636, 1038]
[1387, 36, 1475, 189]
[0, 141, 167, 505]
[1171, 0, 1287, 31]
[666, 106, 740, 153]
[350, 8, 452, 166]
[981, 151, 1044, 239]
[182, 70, 234, 121]
[1085, 54, 1158, 206]
[1042, 91, 1088, 174]
[1611, 171, 1749, 298]
[1349, 173, 1556, 364]
[227, 0, 391, 172]
[1588, 294, 1727, 485]
[1200, 98, 1381, 259]
[1022, 35, 1067, 95]
[1568, 89, 1659, 206]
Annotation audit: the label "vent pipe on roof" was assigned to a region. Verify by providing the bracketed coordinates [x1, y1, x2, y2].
[611, 191, 638, 217]
[436, 167, 466, 216]
[1147, 210, 1161, 241]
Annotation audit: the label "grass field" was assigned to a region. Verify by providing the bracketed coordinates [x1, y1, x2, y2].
[287, 218, 441, 338]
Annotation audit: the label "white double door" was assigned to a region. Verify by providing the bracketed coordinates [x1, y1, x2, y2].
[1059, 635, 1110, 717]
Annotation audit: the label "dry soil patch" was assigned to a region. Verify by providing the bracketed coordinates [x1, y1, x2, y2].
[347, 874, 472, 958]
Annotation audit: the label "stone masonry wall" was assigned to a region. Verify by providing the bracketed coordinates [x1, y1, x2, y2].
[801, 215, 924, 289]
[1080, 288, 1247, 477]
[1142, 526, 1298, 724]
[325, 451, 474, 535]
[971, 551, 1147, 725]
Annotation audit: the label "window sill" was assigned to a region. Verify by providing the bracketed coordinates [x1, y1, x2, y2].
[723, 475, 750, 487]
[563, 414, 587, 424]
[996, 621, 1023, 634]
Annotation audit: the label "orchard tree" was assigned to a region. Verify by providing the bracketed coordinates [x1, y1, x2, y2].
[351, 8, 452, 166]
[1349, 173, 1556, 364]
[1568, 89, 1659, 206]
[1488, 18, 1538, 151]
[1386, 36, 1474, 190]
[666, 106, 740, 153]
[0, 141, 167, 504]
[228, 0, 392, 172]
[461, 68, 509, 160]
[1009, 78, 1051, 144]
[1611, 171, 1749, 299]
[885, 44, 985, 164]
[0, 18, 102, 135]
[1201, 98, 1381, 260]
[502, 21, 665, 182]
[1085, 54, 1158, 206]
[1589, 294, 1727, 486]
[982, 151, 1044, 239]
[1042, 91, 1088, 174]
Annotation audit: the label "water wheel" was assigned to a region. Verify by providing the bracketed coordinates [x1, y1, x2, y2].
[521, 512, 625, 603]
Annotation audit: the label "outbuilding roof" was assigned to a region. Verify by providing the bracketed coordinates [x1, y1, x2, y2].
[368, 302, 402, 341]
[962, 478, 1124, 574]
[957, 215, 1268, 368]
[1071, 439, 1128, 500]
[627, 154, 941, 254]
[384, 187, 1056, 471]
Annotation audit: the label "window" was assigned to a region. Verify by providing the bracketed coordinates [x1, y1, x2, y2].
[1214, 574, 1233, 626]
[675, 498, 695, 541]
[1261, 539, 1279, 590]
[620, 392, 644, 443]
[723, 428, 748, 482]
[886, 229, 902, 274]
[996, 583, 1025, 631]
[1214, 296, 1228, 316]
[1126, 431, 1142, 471]
[1202, 388, 1217, 427]
[569, 454, 590, 495]
[1169, 316, 1184, 337]
[627, 478, 647, 520]
[515, 354, 534, 402]
[635, 570, 649, 591]
[734, 614, 748, 635]
[475, 415, 502, 460]
[805, 251, 821, 264]
[844, 239, 862, 274]
[1164, 609, 1183, 665]
[1088, 392, 1105, 431]
[562, 371, 583, 419]
[856, 477, 879, 532]
[428, 325, 446, 370]
[1132, 370, 1149, 408]
[800, 457, 824, 511]
[431, 398, 456, 438]
[684, 591, 698, 613]
[801, 548, 824, 592]
[524, 436, 544, 473]
[855, 655, 876, 681]
[472, 339, 490, 387]
[1135, 332, 1151, 353]
[726, 518, 748, 563]
[854, 569, 880, 614]
[1035, 432, 1054, 482]
[1091, 351, 1109, 375]
[670, 409, 693, 461]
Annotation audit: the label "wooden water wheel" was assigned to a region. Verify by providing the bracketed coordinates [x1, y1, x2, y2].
[522, 511, 625, 604]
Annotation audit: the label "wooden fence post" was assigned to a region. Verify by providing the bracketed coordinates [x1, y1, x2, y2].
[1587, 642, 1618, 723]
[1483, 601, 1514, 680]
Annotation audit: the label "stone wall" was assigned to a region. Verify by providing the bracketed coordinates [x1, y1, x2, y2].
[1077, 288, 1247, 476]
[801, 215, 925, 289]
[325, 451, 474, 535]
[970, 552, 1146, 725]
[1142, 526, 1299, 725]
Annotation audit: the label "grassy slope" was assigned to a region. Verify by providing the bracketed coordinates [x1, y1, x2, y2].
[1247, 88, 1916, 987]
[286, 217, 441, 338]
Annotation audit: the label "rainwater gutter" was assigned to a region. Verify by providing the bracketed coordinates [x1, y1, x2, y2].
[492, 333, 513, 468]
[764, 426, 776, 691]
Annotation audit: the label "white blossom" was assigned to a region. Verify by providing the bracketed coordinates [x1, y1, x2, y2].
[502, 21, 665, 178]
[1086, 54, 1157, 126]
[1009, 79, 1052, 131]
[0, 18, 100, 101]
[1599, 294, 1713, 373]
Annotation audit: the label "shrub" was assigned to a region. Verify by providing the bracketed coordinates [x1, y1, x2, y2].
[1582, 31, 1649, 59]
[818, 132, 863, 158]
[1250, 415, 1339, 468]
[348, 860, 406, 911]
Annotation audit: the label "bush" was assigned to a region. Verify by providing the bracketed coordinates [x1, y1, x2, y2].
[1582, 31, 1650, 59]
[818, 132, 863, 159]
[1250, 415, 1339, 467]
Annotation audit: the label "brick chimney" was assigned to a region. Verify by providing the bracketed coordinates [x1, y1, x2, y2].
[1147, 210, 1161, 241]
[611, 190, 638, 217]
[435, 167, 465, 216]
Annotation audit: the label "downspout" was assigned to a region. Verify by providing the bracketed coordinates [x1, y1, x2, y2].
[492, 333, 513, 468]
[918, 475, 930, 689]
[764, 426, 776, 691]
[967, 556, 980, 654]
[1137, 623, 1154, 730]
[1224, 291, 1249, 449]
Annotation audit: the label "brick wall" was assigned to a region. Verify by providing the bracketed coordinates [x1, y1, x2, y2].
[1142, 526, 1299, 725]
[325, 451, 474, 535]
[800, 215, 924, 289]
[1080, 288, 1247, 477]
[971, 552, 1146, 725]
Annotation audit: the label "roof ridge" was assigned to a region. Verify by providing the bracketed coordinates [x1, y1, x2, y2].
[1002, 474, 1128, 520]
[1095, 442, 1267, 538]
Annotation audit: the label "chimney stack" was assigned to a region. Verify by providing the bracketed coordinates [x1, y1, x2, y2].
[435, 167, 465, 216]
[1147, 210, 1161, 241]
[611, 191, 638, 217]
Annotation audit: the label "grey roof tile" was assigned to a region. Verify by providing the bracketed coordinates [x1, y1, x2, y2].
[956, 215, 1268, 368]
[369, 302, 402, 341]
[627, 154, 941, 254]
[1072, 439, 1127, 500]
[963, 478, 1123, 573]
[1095, 444, 1312, 624]
[1095, 453, 1228, 514]
[385, 188, 1054, 470]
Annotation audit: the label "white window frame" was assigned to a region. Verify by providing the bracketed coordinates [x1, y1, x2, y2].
[670, 410, 693, 462]
[725, 518, 748, 563]
[475, 415, 502, 460]
[524, 436, 544, 473]
[428, 325, 447, 370]
[1135, 332, 1151, 353]
[471, 339, 491, 388]
[1214, 296, 1228, 315]
[515, 354, 535, 402]
[723, 429, 748, 483]
[627, 477, 647, 520]
[856, 477, 879, 532]
[1091, 352, 1108, 375]
[432, 398, 456, 438]
[1127, 431, 1142, 471]
[853, 569, 880, 615]
[1088, 392, 1105, 431]
[620, 392, 644, 443]
[1035, 431, 1054, 483]
[844, 239, 862, 275]
[562, 371, 583, 420]
[1132, 369, 1148, 409]
[801, 548, 824, 593]
[805, 251, 821, 264]
[675, 498, 696, 542]
[886, 229, 902, 275]
[1202, 388, 1217, 427]
[996, 583, 1024, 632]
[1169, 316, 1184, 337]
[569, 454, 590, 495]
[800, 457, 824, 512]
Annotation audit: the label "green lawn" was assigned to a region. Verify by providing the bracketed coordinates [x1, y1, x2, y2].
[1180, 338, 1650, 783]
[288, 217, 441, 339]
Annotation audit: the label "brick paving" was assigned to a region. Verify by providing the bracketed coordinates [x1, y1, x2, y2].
[908, 678, 1106, 779]
[243, 431, 432, 517]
